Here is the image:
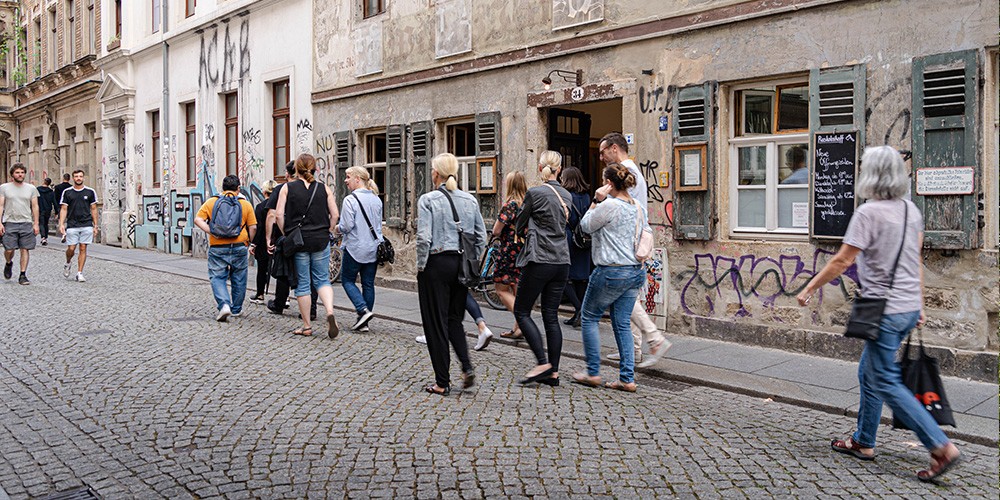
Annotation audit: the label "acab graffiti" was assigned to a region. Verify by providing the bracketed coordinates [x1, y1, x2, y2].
[678, 249, 859, 317]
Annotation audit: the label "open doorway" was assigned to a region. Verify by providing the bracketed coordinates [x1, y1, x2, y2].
[546, 98, 622, 193]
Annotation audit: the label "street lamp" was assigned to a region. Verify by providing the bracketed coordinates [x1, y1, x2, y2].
[542, 69, 583, 90]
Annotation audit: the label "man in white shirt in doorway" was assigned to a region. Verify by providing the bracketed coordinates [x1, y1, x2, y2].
[598, 132, 671, 368]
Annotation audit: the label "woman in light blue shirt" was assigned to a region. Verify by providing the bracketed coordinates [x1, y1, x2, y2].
[415, 153, 487, 396]
[337, 166, 383, 332]
[571, 163, 645, 393]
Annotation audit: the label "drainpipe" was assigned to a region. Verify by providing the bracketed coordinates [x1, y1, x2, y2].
[160, 0, 170, 251]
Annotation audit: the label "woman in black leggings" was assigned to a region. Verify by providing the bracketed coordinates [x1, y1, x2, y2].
[513, 151, 572, 386]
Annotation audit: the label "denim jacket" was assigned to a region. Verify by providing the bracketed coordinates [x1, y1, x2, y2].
[416, 185, 487, 271]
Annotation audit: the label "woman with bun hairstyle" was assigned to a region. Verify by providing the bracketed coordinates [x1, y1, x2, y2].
[415, 153, 487, 395]
[513, 151, 573, 386]
[571, 163, 647, 392]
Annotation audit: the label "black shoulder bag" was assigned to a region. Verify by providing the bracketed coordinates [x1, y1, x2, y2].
[282, 181, 319, 257]
[569, 203, 592, 250]
[350, 192, 395, 265]
[844, 202, 908, 341]
[438, 187, 481, 288]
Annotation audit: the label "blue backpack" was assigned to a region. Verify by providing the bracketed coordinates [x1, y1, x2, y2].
[209, 194, 244, 238]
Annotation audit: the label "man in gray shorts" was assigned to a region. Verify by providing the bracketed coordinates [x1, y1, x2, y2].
[59, 169, 99, 282]
[0, 163, 40, 285]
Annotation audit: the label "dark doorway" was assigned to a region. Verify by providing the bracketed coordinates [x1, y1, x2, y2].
[546, 99, 623, 193]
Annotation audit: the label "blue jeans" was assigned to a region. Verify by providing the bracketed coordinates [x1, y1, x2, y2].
[208, 245, 249, 314]
[580, 265, 645, 383]
[341, 249, 377, 314]
[294, 246, 332, 297]
[853, 310, 949, 451]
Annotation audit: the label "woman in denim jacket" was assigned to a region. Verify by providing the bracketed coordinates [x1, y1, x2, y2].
[571, 163, 646, 392]
[415, 153, 487, 395]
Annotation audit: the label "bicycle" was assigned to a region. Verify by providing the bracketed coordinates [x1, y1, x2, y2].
[471, 236, 505, 310]
[329, 234, 343, 283]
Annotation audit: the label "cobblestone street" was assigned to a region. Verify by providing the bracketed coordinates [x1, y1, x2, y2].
[1, 249, 997, 499]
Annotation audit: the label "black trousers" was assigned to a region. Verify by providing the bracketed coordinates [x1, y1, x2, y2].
[514, 262, 569, 371]
[274, 277, 317, 316]
[418, 253, 472, 389]
[254, 252, 271, 296]
[562, 279, 588, 316]
[39, 210, 51, 239]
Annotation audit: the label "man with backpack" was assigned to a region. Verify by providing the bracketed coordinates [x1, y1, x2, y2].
[194, 175, 257, 322]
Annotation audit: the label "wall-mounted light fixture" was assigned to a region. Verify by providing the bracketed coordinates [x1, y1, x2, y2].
[542, 69, 583, 90]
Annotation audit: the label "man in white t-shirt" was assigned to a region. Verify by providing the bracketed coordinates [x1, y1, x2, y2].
[0, 163, 40, 285]
[598, 132, 671, 367]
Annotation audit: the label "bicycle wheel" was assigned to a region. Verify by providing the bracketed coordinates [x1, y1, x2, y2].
[329, 245, 343, 283]
[481, 253, 505, 310]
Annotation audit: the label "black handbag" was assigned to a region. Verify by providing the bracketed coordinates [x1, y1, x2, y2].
[892, 329, 957, 429]
[844, 202, 908, 341]
[438, 187, 481, 288]
[569, 203, 592, 250]
[350, 193, 395, 265]
[282, 181, 319, 257]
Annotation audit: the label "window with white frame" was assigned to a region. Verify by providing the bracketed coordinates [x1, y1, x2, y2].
[446, 122, 477, 193]
[730, 79, 810, 235]
[363, 131, 387, 212]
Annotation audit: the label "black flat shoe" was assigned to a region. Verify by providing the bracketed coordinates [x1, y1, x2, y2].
[518, 367, 555, 385]
[462, 370, 476, 389]
[424, 384, 450, 396]
[539, 377, 560, 387]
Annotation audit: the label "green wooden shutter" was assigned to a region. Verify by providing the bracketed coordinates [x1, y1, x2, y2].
[410, 121, 432, 229]
[476, 111, 501, 223]
[912, 49, 980, 249]
[671, 81, 716, 240]
[333, 131, 353, 207]
[808, 64, 866, 239]
[385, 124, 405, 227]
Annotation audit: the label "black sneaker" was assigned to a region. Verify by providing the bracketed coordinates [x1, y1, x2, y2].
[266, 299, 284, 315]
[3, 261, 11, 280]
[249, 295, 265, 305]
[352, 310, 375, 331]
[18, 274, 30, 285]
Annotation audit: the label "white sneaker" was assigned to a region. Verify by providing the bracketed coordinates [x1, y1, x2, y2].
[63, 263, 71, 278]
[638, 338, 672, 368]
[75, 272, 86, 282]
[415, 335, 427, 344]
[474, 326, 494, 351]
[359, 325, 370, 332]
[216, 304, 231, 322]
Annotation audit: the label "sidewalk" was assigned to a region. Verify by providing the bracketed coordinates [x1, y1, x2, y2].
[41, 242, 998, 446]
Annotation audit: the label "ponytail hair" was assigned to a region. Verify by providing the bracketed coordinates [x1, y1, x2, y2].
[432, 153, 460, 191]
[295, 153, 316, 183]
[346, 165, 380, 196]
[538, 150, 562, 180]
[603, 162, 636, 192]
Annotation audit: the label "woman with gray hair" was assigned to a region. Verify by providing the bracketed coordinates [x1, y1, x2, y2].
[796, 145, 960, 482]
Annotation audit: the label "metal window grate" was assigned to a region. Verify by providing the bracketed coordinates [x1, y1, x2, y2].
[818, 81, 854, 126]
[677, 98, 706, 137]
[40, 486, 101, 500]
[923, 67, 966, 117]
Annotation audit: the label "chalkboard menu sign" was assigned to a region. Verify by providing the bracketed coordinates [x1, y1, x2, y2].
[811, 131, 858, 238]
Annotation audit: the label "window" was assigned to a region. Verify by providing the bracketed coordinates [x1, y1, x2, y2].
[185, 103, 197, 186]
[364, 131, 387, 209]
[33, 18, 41, 77]
[87, 0, 95, 53]
[730, 80, 810, 235]
[186, 0, 197, 18]
[49, 8, 57, 70]
[446, 122, 477, 193]
[272, 80, 290, 178]
[152, 0, 161, 34]
[115, 0, 122, 38]
[225, 93, 239, 177]
[363, 0, 385, 19]
[151, 110, 161, 186]
[66, 1, 76, 62]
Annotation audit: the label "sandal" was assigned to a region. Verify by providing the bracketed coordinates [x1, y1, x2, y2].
[831, 438, 875, 461]
[499, 330, 523, 339]
[571, 372, 602, 388]
[291, 327, 313, 336]
[461, 370, 476, 389]
[604, 380, 637, 392]
[917, 452, 961, 482]
[424, 384, 450, 396]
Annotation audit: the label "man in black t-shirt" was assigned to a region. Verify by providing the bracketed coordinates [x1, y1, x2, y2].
[52, 173, 71, 243]
[58, 170, 99, 282]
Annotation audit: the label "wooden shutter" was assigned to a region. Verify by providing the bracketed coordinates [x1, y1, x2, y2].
[333, 131, 353, 207]
[671, 82, 716, 240]
[410, 121, 432, 229]
[385, 124, 405, 227]
[808, 64, 866, 239]
[912, 50, 980, 249]
[475, 111, 501, 157]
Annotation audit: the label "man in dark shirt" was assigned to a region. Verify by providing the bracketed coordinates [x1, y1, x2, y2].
[37, 178, 56, 245]
[53, 173, 71, 243]
[58, 170, 99, 282]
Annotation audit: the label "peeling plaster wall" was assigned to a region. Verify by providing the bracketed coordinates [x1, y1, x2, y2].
[312, 0, 999, 359]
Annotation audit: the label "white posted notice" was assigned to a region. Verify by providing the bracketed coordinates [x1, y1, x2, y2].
[792, 202, 809, 227]
[915, 167, 975, 195]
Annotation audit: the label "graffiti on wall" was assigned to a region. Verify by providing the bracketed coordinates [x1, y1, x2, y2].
[638, 85, 670, 114]
[314, 131, 336, 186]
[643, 248, 665, 314]
[199, 18, 251, 89]
[552, 0, 603, 30]
[296, 119, 312, 154]
[678, 249, 859, 317]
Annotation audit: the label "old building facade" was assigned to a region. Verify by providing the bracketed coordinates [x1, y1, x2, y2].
[311, 0, 999, 377]
[96, 0, 314, 253]
[0, 0, 103, 190]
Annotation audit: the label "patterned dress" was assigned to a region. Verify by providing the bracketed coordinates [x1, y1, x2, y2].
[492, 200, 524, 285]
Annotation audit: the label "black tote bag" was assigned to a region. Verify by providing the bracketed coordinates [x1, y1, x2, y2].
[892, 331, 957, 429]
